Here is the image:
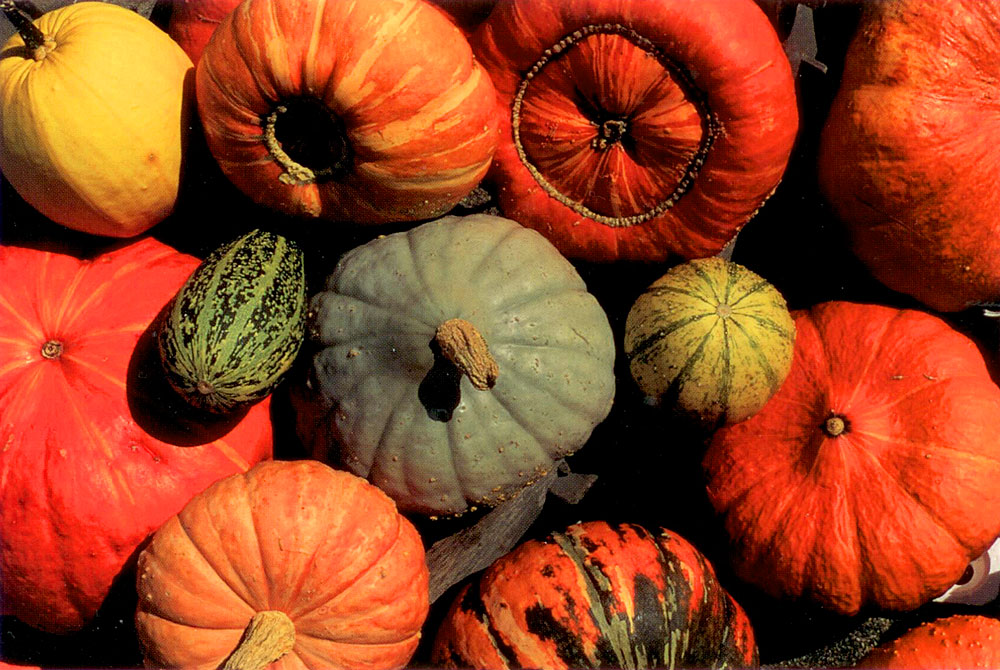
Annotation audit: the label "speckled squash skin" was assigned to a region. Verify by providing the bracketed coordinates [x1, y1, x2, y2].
[704, 301, 1000, 615]
[158, 229, 307, 414]
[292, 214, 616, 516]
[431, 521, 758, 669]
[857, 614, 1000, 669]
[624, 257, 795, 426]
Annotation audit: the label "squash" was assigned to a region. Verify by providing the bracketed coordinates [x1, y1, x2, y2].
[703, 301, 1000, 615]
[0, 1, 194, 238]
[817, 1, 1000, 312]
[195, 0, 500, 224]
[135, 459, 428, 670]
[292, 213, 616, 516]
[0, 239, 273, 633]
[857, 614, 1000, 669]
[624, 257, 795, 426]
[431, 520, 758, 669]
[167, 0, 236, 64]
[469, 0, 798, 262]
[158, 229, 307, 414]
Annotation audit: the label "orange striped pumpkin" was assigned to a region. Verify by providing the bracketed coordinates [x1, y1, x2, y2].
[195, 0, 500, 224]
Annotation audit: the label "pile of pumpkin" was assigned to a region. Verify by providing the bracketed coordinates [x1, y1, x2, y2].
[3, 0, 1000, 668]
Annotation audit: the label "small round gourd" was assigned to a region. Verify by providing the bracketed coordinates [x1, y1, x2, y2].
[624, 257, 795, 426]
[293, 213, 616, 516]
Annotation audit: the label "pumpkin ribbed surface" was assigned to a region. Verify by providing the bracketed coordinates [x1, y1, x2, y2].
[0, 239, 273, 633]
[158, 229, 306, 414]
[624, 257, 795, 426]
[704, 301, 1000, 615]
[431, 521, 758, 669]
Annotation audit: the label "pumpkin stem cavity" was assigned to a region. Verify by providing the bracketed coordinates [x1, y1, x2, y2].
[0, 0, 54, 60]
[41, 340, 63, 359]
[435, 318, 499, 391]
[823, 414, 849, 438]
[592, 117, 629, 152]
[262, 97, 351, 186]
[222, 610, 296, 670]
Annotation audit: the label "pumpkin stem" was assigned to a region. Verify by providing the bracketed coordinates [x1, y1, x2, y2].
[0, 0, 53, 60]
[435, 318, 499, 391]
[262, 98, 351, 186]
[222, 610, 296, 670]
[591, 117, 628, 151]
[823, 415, 848, 437]
[41, 340, 63, 359]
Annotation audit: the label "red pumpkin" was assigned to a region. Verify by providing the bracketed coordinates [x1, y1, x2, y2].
[431, 521, 758, 669]
[195, 0, 500, 224]
[703, 301, 1000, 615]
[168, 0, 238, 64]
[470, 0, 798, 262]
[0, 239, 273, 633]
[135, 459, 428, 670]
[858, 614, 1000, 669]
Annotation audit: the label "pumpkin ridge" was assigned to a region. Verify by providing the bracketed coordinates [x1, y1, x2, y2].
[643, 284, 715, 309]
[727, 278, 773, 309]
[660, 318, 720, 400]
[49, 262, 90, 333]
[176, 509, 259, 609]
[625, 312, 712, 363]
[726, 318, 781, 393]
[837, 309, 906, 411]
[718, 318, 733, 418]
[0, 291, 44, 341]
[494, 360, 606, 424]
[689, 261, 724, 305]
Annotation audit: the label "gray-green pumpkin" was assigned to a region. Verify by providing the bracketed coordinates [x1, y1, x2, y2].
[158, 229, 306, 413]
[292, 214, 616, 516]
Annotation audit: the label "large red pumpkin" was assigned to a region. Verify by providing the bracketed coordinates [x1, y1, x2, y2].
[703, 301, 1000, 615]
[470, 0, 798, 262]
[0, 239, 273, 633]
[857, 614, 1000, 669]
[168, 0, 238, 64]
[195, 0, 500, 224]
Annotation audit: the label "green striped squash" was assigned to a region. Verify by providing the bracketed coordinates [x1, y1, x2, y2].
[158, 229, 306, 414]
[624, 257, 794, 426]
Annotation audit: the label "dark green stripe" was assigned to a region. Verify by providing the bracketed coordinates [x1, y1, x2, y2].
[626, 312, 711, 363]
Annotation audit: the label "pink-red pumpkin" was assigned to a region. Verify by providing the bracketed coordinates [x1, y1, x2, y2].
[167, 0, 238, 64]
[858, 614, 1000, 669]
[470, 0, 798, 262]
[0, 239, 273, 633]
[704, 301, 1000, 615]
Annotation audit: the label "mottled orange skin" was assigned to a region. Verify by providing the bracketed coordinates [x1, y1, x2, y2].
[704, 301, 1000, 615]
[818, 1, 1000, 312]
[858, 615, 1000, 669]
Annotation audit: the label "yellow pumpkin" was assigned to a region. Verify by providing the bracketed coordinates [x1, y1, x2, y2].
[0, 2, 194, 238]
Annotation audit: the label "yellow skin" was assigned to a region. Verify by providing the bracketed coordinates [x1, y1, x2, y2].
[0, 2, 193, 237]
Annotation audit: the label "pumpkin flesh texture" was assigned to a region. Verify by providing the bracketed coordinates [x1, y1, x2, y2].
[818, 1, 1000, 312]
[704, 301, 1000, 615]
[0, 2, 193, 238]
[135, 460, 428, 670]
[431, 521, 758, 669]
[471, 0, 798, 261]
[294, 214, 616, 516]
[0, 239, 273, 633]
[195, 0, 499, 223]
[857, 614, 1000, 669]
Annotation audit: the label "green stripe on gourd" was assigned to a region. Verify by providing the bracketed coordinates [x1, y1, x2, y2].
[624, 257, 794, 427]
[159, 229, 307, 414]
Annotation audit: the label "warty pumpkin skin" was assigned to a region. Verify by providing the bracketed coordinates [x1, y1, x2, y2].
[431, 521, 758, 669]
[0, 2, 194, 238]
[818, 1, 1000, 312]
[195, 0, 500, 224]
[703, 301, 1000, 615]
[857, 614, 1000, 669]
[0, 239, 273, 633]
[135, 459, 429, 670]
[292, 213, 616, 516]
[470, 0, 798, 262]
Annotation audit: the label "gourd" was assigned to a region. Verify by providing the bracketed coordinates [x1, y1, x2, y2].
[167, 0, 236, 64]
[292, 213, 616, 516]
[703, 301, 1000, 615]
[817, 0, 1000, 312]
[158, 229, 307, 414]
[135, 459, 428, 670]
[195, 0, 500, 224]
[431, 521, 758, 669]
[0, 1, 194, 237]
[624, 257, 795, 426]
[469, 0, 798, 262]
[0, 239, 273, 633]
[857, 614, 1000, 669]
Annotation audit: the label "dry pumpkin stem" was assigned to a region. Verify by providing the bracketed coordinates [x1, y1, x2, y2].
[511, 22, 720, 228]
[222, 610, 296, 670]
[40, 340, 63, 360]
[0, 0, 53, 58]
[823, 414, 849, 438]
[435, 318, 499, 390]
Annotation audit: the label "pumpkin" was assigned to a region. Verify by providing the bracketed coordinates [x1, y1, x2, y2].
[624, 257, 795, 426]
[0, 239, 273, 633]
[167, 0, 237, 64]
[817, 1, 1000, 312]
[195, 0, 500, 224]
[292, 213, 616, 516]
[469, 0, 798, 262]
[431, 521, 758, 669]
[857, 614, 1000, 669]
[159, 229, 307, 414]
[0, 1, 194, 238]
[703, 301, 1000, 615]
[135, 459, 428, 670]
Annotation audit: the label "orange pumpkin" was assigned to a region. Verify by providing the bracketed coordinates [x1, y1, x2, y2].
[704, 301, 1000, 615]
[858, 614, 1000, 669]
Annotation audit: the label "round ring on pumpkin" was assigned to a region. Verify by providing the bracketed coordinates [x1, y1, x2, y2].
[471, 0, 799, 262]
